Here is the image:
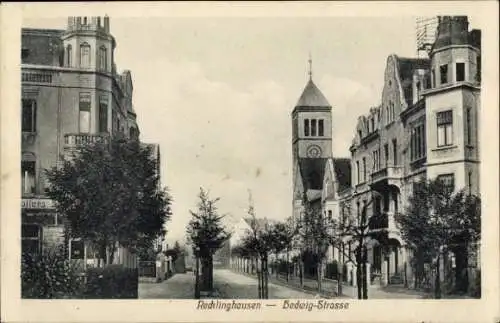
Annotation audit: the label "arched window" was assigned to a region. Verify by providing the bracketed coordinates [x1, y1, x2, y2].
[99, 46, 107, 71]
[80, 42, 91, 68]
[66, 45, 72, 67]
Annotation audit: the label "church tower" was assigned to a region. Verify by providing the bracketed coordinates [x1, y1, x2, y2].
[292, 58, 333, 218]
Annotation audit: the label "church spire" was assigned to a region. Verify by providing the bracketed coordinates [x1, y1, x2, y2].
[308, 52, 313, 80]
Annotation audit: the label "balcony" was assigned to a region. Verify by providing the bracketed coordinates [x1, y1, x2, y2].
[370, 165, 403, 188]
[64, 133, 109, 153]
[368, 212, 398, 234]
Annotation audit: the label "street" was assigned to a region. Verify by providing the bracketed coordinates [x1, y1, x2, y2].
[213, 269, 318, 299]
[139, 272, 196, 299]
[138, 269, 319, 299]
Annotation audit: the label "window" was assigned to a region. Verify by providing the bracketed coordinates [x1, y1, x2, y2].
[21, 48, 29, 62]
[80, 43, 91, 68]
[371, 118, 374, 132]
[356, 161, 360, 184]
[70, 239, 84, 260]
[21, 161, 36, 194]
[437, 174, 455, 192]
[437, 110, 453, 147]
[97, 17, 101, 27]
[328, 210, 332, 222]
[456, 62, 465, 82]
[304, 119, 310, 136]
[66, 45, 72, 67]
[392, 139, 398, 165]
[374, 196, 381, 214]
[468, 171, 473, 193]
[318, 119, 324, 136]
[476, 55, 481, 82]
[22, 99, 37, 132]
[79, 93, 91, 133]
[466, 107, 472, 145]
[431, 69, 436, 87]
[411, 123, 426, 161]
[83, 17, 88, 25]
[372, 149, 380, 171]
[384, 144, 389, 167]
[440, 64, 448, 84]
[311, 119, 317, 136]
[99, 46, 107, 71]
[362, 157, 366, 182]
[22, 224, 41, 255]
[98, 98, 108, 133]
[358, 130, 362, 140]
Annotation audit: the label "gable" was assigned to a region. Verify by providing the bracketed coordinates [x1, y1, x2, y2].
[322, 158, 336, 201]
[293, 160, 304, 201]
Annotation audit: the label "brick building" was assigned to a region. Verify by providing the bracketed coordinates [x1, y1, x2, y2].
[291, 16, 481, 290]
[21, 16, 158, 269]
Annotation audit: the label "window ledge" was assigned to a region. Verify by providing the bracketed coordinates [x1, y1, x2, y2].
[432, 145, 458, 152]
[465, 144, 475, 149]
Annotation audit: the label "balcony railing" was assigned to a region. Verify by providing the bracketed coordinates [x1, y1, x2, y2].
[370, 166, 403, 184]
[368, 212, 398, 232]
[64, 133, 109, 149]
[22, 72, 53, 83]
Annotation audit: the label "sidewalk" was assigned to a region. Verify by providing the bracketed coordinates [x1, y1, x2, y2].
[231, 269, 429, 299]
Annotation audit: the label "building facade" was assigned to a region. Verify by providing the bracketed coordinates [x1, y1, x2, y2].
[290, 16, 481, 289]
[21, 16, 155, 269]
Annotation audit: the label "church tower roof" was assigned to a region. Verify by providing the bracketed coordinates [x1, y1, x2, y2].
[295, 79, 331, 108]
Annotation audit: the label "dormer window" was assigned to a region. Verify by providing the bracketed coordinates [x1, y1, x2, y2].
[358, 130, 362, 139]
[456, 62, 465, 82]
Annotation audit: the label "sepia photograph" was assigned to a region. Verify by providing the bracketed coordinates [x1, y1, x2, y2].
[1, 2, 499, 323]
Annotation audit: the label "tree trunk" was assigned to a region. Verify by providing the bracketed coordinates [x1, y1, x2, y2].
[435, 254, 441, 299]
[317, 260, 322, 293]
[257, 257, 262, 299]
[208, 254, 214, 291]
[195, 255, 200, 299]
[356, 262, 362, 299]
[362, 261, 368, 299]
[286, 250, 290, 282]
[299, 260, 304, 288]
[337, 262, 343, 296]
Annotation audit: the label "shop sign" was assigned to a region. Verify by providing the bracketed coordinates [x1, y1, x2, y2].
[22, 198, 55, 210]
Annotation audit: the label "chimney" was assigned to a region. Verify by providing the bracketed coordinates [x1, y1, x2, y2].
[104, 15, 110, 33]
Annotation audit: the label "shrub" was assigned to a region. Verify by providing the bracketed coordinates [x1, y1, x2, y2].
[325, 261, 339, 280]
[21, 247, 85, 299]
[83, 265, 138, 299]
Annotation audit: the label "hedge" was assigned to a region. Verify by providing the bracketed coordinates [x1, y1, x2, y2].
[83, 265, 138, 299]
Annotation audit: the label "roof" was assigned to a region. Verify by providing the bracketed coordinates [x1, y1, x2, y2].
[295, 79, 331, 107]
[332, 158, 352, 192]
[306, 189, 322, 202]
[395, 56, 430, 106]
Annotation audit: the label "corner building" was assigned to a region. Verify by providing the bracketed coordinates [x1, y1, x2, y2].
[21, 16, 144, 268]
[290, 15, 481, 290]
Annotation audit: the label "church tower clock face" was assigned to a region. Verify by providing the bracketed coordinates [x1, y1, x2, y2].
[306, 145, 322, 158]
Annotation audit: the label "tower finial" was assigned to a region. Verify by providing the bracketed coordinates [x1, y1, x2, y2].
[308, 52, 313, 80]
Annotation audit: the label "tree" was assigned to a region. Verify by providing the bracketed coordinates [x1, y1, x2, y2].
[327, 196, 377, 299]
[269, 220, 296, 280]
[186, 188, 231, 292]
[395, 179, 481, 298]
[46, 137, 171, 266]
[238, 191, 275, 299]
[297, 192, 330, 293]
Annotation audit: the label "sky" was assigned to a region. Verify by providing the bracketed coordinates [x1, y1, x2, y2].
[22, 16, 434, 244]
